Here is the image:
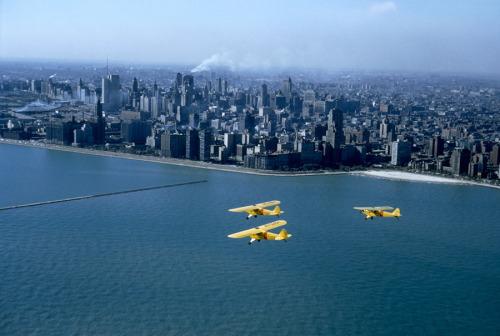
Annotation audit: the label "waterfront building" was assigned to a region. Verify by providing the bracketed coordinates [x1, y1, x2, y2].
[451, 148, 471, 175]
[490, 145, 500, 166]
[186, 129, 200, 160]
[391, 140, 411, 166]
[121, 120, 152, 145]
[199, 130, 212, 162]
[224, 132, 237, 156]
[161, 131, 186, 158]
[429, 135, 444, 157]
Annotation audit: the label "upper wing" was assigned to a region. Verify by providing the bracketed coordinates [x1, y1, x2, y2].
[228, 220, 287, 238]
[353, 206, 393, 211]
[229, 200, 280, 212]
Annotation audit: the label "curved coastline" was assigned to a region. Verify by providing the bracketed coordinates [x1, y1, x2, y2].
[0, 139, 341, 177]
[2, 139, 499, 189]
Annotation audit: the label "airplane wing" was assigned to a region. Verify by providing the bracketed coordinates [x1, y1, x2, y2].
[229, 200, 280, 212]
[353, 206, 393, 211]
[228, 220, 286, 238]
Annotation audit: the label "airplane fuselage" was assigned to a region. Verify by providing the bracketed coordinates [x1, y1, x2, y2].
[361, 209, 399, 220]
[248, 208, 267, 216]
[250, 231, 278, 241]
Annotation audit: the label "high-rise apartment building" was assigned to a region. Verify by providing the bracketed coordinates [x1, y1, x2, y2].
[391, 140, 411, 166]
[429, 135, 444, 157]
[161, 131, 186, 158]
[199, 130, 212, 161]
[451, 148, 471, 175]
[186, 129, 200, 160]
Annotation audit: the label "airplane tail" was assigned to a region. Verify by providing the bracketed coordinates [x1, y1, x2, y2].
[275, 228, 292, 241]
[272, 206, 283, 216]
[392, 208, 401, 217]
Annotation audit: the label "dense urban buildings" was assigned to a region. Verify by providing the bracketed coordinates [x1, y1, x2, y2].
[1, 61, 499, 182]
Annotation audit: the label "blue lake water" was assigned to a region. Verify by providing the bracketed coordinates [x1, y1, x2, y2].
[1, 143, 499, 335]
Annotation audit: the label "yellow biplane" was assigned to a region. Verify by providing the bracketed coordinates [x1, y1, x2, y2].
[228, 220, 292, 245]
[354, 206, 401, 220]
[228, 200, 283, 220]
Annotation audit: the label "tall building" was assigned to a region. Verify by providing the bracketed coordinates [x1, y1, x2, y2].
[186, 129, 200, 160]
[215, 78, 222, 94]
[130, 77, 140, 107]
[239, 112, 255, 134]
[183, 74, 194, 88]
[224, 132, 237, 156]
[92, 99, 106, 145]
[391, 140, 411, 166]
[328, 108, 343, 130]
[175, 72, 182, 89]
[303, 89, 315, 103]
[222, 80, 228, 95]
[121, 120, 152, 145]
[199, 130, 212, 161]
[429, 135, 444, 157]
[282, 77, 292, 100]
[260, 84, 269, 107]
[102, 74, 120, 110]
[380, 117, 394, 139]
[325, 108, 344, 149]
[451, 148, 471, 175]
[161, 131, 186, 158]
[490, 145, 500, 166]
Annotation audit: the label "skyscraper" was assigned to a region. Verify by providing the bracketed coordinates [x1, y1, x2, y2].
[391, 140, 411, 166]
[429, 135, 444, 157]
[490, 145, 500, 166]
[215, 78, 222, 94]
[186, 129, 199, 160]
[282, 77, 292, 99]
[92, 99, 105, 145]
[260, 84, 269, 107]
[328, 108, 343, 130]
[102, 74, 120, 111]
[199, 130, 212, 161]
[325, 108, 344, 149]
[239, 112, 255, 134]
[380, 117, 394, 139]
[451, 148, 471, 175]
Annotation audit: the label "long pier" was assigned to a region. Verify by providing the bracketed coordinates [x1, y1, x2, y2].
[0, 180, 207, 211]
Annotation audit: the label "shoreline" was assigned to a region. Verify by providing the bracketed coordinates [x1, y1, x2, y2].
[2, 139, 500, 190]
[0, 139, 342, 177]
[350, 170, 500, 190]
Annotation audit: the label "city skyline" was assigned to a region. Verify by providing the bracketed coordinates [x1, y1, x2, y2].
[1, 0, 499, 74]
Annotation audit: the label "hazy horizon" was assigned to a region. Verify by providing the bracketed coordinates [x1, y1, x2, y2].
[1, 1, 499, 75]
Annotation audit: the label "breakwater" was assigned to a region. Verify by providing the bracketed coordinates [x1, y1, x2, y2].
[0, 180, 207, 211]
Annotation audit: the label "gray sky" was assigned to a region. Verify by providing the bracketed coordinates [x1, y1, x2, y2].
[1, 0, 499, 74]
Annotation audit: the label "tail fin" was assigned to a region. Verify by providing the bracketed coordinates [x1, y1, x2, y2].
[273, 206, 283, 216]
[393, 208, 401, 217]
[275, 228, 291, 241]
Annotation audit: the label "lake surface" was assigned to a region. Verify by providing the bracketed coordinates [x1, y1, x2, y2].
[1, 143, 499, 335]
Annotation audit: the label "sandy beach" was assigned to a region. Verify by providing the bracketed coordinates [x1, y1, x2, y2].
[2, 139, 500, 189]
[350, 170, 500, 190]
